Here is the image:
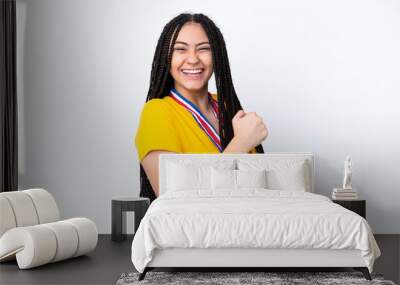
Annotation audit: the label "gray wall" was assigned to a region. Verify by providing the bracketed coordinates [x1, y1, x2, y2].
[16, 0, 400, 234]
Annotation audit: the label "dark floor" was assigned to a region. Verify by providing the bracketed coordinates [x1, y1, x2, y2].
[0, 234, 399, 285]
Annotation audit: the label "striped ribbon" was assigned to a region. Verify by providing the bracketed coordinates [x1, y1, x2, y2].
[169, 88, 222, 152]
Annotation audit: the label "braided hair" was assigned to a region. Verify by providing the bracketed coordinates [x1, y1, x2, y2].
[139, 13, 265, 202]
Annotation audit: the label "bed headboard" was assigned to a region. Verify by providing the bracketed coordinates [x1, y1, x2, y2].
[158, 152, 315, 195]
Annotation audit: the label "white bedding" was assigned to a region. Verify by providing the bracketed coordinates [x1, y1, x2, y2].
[131, 189, 381, 273]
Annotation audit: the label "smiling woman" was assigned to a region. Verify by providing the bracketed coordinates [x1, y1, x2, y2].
[135, 13, 269, 202]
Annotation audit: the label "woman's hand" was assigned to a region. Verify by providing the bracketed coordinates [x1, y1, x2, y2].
[228, 110, 268, 152]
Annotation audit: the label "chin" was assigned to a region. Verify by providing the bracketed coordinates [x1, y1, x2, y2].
[180, 82, 207, 92]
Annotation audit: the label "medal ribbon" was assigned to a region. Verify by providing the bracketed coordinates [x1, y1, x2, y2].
[169, 88, 222, 152]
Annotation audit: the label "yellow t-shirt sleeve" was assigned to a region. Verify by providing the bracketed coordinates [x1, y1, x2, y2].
[135, 99, 182, 162]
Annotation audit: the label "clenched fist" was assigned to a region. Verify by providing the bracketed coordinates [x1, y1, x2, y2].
[231, 110, 268, 152]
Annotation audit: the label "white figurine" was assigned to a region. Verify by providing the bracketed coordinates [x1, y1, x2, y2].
[342, 155, 353, 190]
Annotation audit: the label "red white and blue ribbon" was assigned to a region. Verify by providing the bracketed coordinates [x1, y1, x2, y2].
[169, 88, 222, 152]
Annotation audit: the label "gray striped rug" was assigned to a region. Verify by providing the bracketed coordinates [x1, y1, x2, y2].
[116, 271, 396, 285]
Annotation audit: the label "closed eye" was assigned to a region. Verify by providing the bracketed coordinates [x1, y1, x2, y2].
[173, 47, 210, 51]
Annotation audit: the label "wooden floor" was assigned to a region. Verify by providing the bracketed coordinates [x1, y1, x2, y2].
[0, 234, 398, 285]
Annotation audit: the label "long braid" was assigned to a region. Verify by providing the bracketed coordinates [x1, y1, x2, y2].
[139, 13, 264, 201]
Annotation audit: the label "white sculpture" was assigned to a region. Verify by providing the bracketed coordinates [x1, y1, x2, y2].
[342, 155, 353, 190]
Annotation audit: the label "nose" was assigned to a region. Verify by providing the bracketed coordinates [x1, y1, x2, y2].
[186, 49, 200, 64]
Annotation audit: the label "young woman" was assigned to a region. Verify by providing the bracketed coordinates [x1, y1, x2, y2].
[135, 13, 269, 202]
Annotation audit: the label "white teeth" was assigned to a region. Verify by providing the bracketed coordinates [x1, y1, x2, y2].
[182, 69, 203, 74]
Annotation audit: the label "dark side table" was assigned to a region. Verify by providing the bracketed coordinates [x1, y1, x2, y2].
[332, 199, 366, 219]
[111, 197, 150, 242]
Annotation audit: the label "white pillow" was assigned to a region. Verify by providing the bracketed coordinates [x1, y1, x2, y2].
[210, 168, 236, 190]
[166, 159, 235, 192]
[237, 159, 309, 191]
[266, 165, 307, 191]
[211, 168, 268, 190]
[236, 169, 267, 188]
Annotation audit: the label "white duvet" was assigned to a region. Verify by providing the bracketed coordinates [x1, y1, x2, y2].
[131, 189, 381, 273]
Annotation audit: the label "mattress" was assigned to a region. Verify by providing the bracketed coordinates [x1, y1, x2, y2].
[131, 189, 381, 273]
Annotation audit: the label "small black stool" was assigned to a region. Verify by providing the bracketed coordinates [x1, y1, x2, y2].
[111, 197, 150, 242]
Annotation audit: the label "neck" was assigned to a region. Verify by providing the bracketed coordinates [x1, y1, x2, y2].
[174, 84, 210, 113]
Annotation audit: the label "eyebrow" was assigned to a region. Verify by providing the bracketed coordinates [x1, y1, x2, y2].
[174, 41, 210, 46]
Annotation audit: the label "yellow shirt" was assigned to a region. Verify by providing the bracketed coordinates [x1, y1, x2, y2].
[135, 94, 257, 162]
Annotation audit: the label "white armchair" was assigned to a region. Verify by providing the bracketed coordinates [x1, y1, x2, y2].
[0, 188, 98, 269]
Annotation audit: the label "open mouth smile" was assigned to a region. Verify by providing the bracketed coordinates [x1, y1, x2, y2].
[181, 68, 204, 78]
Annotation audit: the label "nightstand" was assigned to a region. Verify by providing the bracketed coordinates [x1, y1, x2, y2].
[332, 199, 366, 219]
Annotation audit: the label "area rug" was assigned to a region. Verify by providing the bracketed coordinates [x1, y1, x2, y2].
[116, 271, 396, 285]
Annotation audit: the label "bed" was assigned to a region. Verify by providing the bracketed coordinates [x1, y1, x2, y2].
[131, 153, 381, 281]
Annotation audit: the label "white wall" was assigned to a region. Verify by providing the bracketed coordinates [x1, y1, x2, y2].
[17, 0, 400, 234]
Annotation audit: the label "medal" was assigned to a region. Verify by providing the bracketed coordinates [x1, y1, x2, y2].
[169, 88, 222, 152]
